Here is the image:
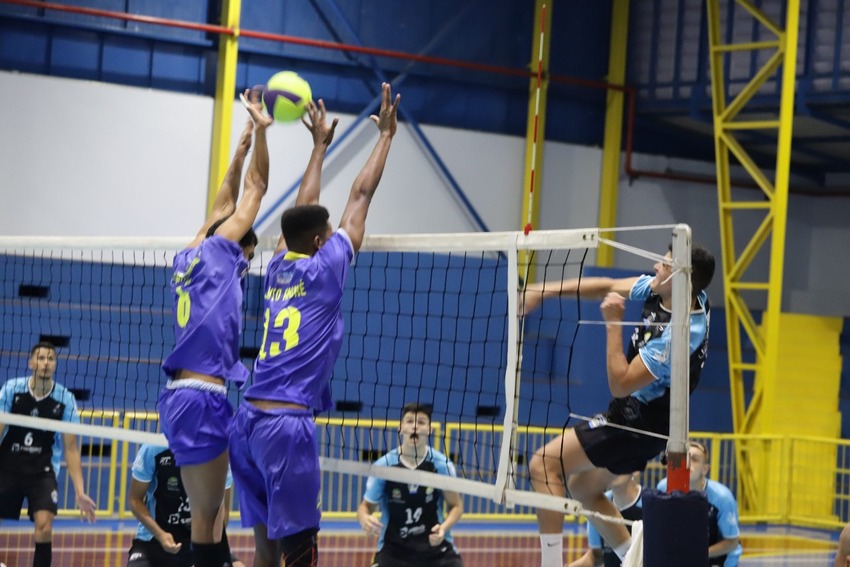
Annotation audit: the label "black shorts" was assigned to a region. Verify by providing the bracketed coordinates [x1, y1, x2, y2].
[574, 400, 667, 475]
[0, 469, 58, 520]
[370, 547, 464, 567]
[127, 538, 192, 567]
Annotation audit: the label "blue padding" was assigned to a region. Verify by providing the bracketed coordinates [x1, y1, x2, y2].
[643, 488, 709, 567]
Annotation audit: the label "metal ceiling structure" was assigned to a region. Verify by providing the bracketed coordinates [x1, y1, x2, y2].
[3, 1, 850, 196]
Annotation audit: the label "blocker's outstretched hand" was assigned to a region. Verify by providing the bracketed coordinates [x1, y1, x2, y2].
[301, 99, 338, 147]
[240, 88, 274, 128]
[370, 82, 400, 137]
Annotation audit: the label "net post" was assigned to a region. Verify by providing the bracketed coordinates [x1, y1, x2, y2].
[667, 223, 692, 492]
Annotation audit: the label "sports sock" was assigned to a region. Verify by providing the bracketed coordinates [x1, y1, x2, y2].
[280, 528, 318, 567]
[539, 533, 563, 567]
[192, 541, 222, 567]
[218, 531, 233, 567]
[33, 542, 52, 567]
[613, 537, 632, 560]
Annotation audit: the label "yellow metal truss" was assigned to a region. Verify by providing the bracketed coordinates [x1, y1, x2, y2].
[705, 0, 800, 511]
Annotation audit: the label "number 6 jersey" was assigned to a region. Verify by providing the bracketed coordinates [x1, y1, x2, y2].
[0, 377, 79, 477]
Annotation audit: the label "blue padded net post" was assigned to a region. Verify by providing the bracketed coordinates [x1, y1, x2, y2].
[643, 488, 709, 567]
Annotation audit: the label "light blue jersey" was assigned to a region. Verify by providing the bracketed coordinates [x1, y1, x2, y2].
[0, 377, 79, 476]
[363, 447, 459, 555]
[132, 443, 233, 542]
[628, 274, 710, 406]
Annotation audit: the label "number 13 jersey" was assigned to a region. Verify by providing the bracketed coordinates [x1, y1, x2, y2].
[245, 229, 354, 412]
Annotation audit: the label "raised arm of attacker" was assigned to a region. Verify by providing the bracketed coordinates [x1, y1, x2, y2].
[520, 276, 639, 316]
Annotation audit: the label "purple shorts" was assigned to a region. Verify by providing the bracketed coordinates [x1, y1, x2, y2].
[229, 402, 320, 539]
[157, 382, 233, 466]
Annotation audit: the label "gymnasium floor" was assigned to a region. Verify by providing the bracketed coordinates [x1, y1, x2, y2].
[0, 519, 840, 566]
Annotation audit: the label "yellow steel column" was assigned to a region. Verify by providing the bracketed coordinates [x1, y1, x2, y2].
[596, 0, 630, 268]
[705, 0, 800, 513]
[207, 0, 241, 215]
[520, 0, 551, 282]
[760, 0, 798, 427]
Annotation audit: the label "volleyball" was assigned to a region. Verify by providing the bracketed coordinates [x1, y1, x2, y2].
[263, 71, 312, 122]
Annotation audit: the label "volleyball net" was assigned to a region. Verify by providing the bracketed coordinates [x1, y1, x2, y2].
[0, 225, 693, 517]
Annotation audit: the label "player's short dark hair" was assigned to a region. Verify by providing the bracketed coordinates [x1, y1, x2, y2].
[691, 244, 715, 294]
[206, 216, 259, 250]
[401, 403, 432, 422]
[30, 341, 57, 357]
[667, 243, 715, 295]
[281, 205, 330, 253]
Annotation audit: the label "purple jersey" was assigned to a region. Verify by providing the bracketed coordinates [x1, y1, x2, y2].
[162, 235, 249, 385]
[245, 229, 354, 411]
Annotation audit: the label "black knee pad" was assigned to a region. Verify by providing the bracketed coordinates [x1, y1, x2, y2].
[278, 528, 318, 567]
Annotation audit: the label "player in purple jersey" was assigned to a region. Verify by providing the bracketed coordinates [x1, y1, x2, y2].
[0, 342, 97, 567]
[229, 82, 400, 567]
[522, 244, 715, 567]
[157, 88, 272, 567]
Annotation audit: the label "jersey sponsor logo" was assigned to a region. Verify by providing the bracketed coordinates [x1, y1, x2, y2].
[168, 511, 191, 526]
[391, 488, 403, 501]
[652, 341, 670, 363]
[129, 552, 144, 560]
[30, 408, 39, 417]
[167, 476, 180, 492]
[398, 524, 427, 539]
[408, 484, 419, 494]
[10, 442, 43, 455]
[50, 490, 58, 504]
[159, 455, 172, 466]
[276, 270, 294, 285]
